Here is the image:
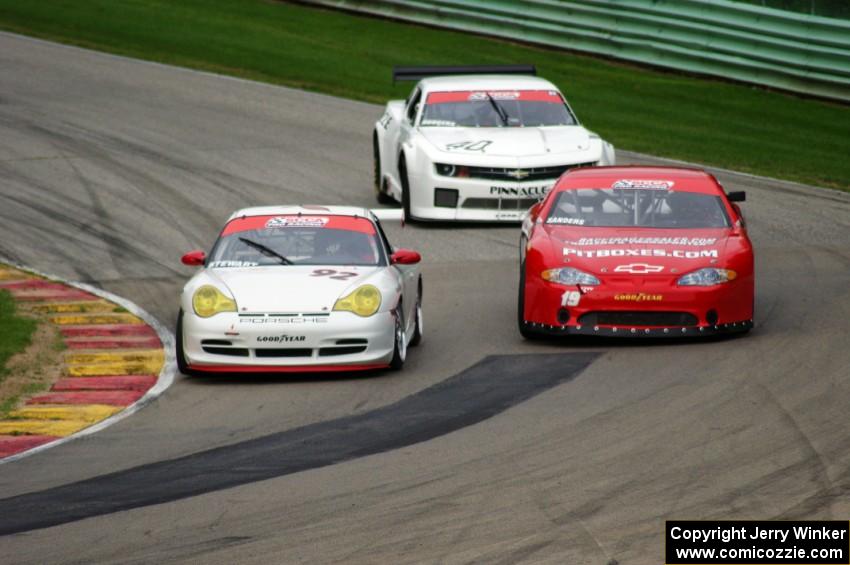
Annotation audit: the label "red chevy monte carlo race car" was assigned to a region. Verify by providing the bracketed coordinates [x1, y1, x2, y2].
[518, 166, 753, 338]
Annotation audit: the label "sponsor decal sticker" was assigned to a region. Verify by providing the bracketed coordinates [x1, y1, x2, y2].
[611, 179, 674, 190]
[257, 335, 307, 343]
[563, 237, 717, 246]
[614, 293, 663, 302]
[427, 90, 563, 104]
[563, 248, 718, 259]
[547, 217, 586, 225]
[468, 90, 520, 101]
[223, 215, 376, 236]
[266, 216, 329, 229]
[490, 185, 549, 197]
[208, 260, 259, 268]
[421, 119, 456, 127]
[239, 317, 328, 324]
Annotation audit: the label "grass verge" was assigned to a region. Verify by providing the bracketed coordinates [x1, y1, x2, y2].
[0, 287, 66, 418]
[0, 290, 41, 417]
[0, 0, 847, 189]
[0, 290, 37, 379]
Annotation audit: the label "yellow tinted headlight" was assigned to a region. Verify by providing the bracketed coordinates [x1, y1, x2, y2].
[192, 285, 237, 318]
[333, 285, 381, 317]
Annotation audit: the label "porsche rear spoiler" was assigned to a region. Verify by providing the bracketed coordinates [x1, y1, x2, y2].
[371, 208, 405, 222]
[392, 65, 536, 82]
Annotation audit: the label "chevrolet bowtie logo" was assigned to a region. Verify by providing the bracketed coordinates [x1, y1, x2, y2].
[507, 169, 529, 180]
[613, 263, 665, 274]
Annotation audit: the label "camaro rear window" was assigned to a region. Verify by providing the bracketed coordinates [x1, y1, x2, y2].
[209, 215, 384, 267]
[421, 90, 576, 128]
[546, 188, 730, 229]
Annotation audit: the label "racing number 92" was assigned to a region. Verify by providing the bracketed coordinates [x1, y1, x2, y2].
[311, 269, 358, 281]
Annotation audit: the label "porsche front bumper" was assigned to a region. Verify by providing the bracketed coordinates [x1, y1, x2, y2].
[182, 310, 396, 371]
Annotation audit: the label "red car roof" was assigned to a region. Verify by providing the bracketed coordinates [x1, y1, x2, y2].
[555, 166, 723, 195]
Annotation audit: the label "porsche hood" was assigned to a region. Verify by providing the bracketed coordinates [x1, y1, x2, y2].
[205, 266, 382, 313]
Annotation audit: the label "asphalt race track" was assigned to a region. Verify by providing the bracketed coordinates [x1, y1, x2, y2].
[1, 32, 850, 564]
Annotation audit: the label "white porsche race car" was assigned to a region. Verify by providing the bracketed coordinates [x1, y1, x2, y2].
[373, 65, 615, 222]
[176, 206, 423, 374]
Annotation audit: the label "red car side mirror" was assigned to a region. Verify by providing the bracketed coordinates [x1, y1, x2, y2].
[391, 249, 421, 265]
[181, 250, 206, 266]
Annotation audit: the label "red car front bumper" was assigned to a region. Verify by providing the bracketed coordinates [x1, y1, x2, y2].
[522, 273, 753, 337]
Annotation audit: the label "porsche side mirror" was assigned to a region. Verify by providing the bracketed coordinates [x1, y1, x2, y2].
[727, 191, 746, 202]
[181, 250, 206, 266]
[391, 249, 421, 265]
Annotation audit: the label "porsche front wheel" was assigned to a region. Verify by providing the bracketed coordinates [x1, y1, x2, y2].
[409, 282, 423, 347]
[176, 310, 198, 376]
[389, 305, 407, 370]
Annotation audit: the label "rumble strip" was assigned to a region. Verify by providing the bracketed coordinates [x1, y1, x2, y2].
[0, 263, 175, 463]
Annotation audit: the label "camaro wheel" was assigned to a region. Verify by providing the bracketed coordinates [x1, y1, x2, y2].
[389, 305, 407, 370]
[373, 133, 393, 204]
[409, 282, 423, 347]
[399, 158, 412, 221]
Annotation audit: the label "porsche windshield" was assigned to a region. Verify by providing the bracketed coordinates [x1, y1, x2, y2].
[208, 215, 385, 267]
[546, 188, 731, 229]
[420, 90, 576, 127]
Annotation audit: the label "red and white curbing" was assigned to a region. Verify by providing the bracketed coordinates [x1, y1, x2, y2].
[0, 261, 175, 464]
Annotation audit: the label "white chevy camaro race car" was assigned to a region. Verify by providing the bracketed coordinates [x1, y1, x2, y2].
[373, 65, 616, 222]
[176, 206, 423, 374]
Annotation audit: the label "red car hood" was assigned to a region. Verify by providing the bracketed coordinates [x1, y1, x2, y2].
[545, 226, 732, 277]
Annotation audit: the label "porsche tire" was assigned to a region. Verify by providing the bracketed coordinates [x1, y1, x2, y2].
[176, 310, 199, 376]
[409, 280, 423, 347]
[389, 305, 407, 370]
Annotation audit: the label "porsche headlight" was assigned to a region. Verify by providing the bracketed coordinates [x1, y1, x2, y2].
[677, 268, 737, 286]
[541, 267, 600, 286]
[192, 285, 237, 317]
[333, 285, 382, 317]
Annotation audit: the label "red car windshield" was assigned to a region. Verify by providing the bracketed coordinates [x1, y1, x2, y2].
[209, 215, 384, 267]
[546, 188, 730, 229]
[421, 90, 576, 127]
